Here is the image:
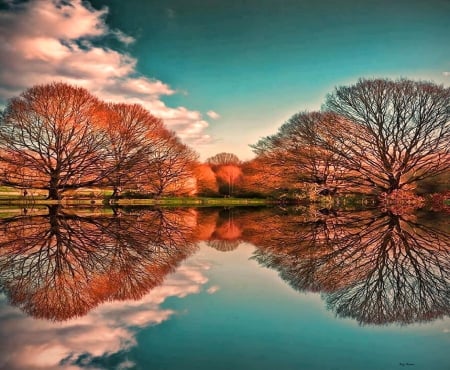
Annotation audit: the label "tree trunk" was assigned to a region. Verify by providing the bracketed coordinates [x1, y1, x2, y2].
[47, 174, 61, 200]
[387, 176, 401, 194]
[112, 186, 121, 199]
[48, 205, 61, 233]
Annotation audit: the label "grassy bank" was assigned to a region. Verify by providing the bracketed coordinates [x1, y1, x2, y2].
[0, 195, 268, 207]
[0, 185, 448, 209]
[112, 197, 269, 206]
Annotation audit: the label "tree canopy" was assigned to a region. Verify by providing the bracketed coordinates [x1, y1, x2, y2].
[323, 78, 450, 193]
[1, 78, 448, 201]
[0, 82, 200, 199]
[0, 82, 109, 199]
[252, 78, 450, 195]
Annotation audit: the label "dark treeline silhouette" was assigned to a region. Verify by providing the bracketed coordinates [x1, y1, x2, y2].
[0, 78, 448, 201]
[0, 206, 448, 325]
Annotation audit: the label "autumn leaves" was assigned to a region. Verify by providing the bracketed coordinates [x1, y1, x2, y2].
[0, 82, 197, 199]
[251, 79, 450, 198]
[0, 78, 448, 200]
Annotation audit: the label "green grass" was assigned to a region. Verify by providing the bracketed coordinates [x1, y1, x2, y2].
[0, 186, 20, 193]
[0, 190, 269, 206]
[112, 197, 269, 206]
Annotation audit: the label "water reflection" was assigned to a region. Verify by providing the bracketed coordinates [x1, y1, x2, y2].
[206, 208, 243, 252]
[0, 261, 211, 370]
[0, 206, 449, 327]
[251, 210, 450, 325]
[0, 206, 198, 321]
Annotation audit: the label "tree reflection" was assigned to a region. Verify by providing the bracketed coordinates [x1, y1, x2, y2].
[1, 205, 448, 326]
[193, 208, 244, 251]
[0, 206, 197, 321]
[252, 210, 450, 325]
[207, 209, 243, 252]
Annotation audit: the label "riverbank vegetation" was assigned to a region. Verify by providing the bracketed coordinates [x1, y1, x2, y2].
[0, 78, 448, 208]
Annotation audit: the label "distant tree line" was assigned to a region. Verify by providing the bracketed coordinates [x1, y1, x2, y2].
[0, 78, 448, 200]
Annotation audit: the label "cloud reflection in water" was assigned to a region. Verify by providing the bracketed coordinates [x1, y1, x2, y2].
[0, 207, 214, 369]
[0, 260, 212, 370]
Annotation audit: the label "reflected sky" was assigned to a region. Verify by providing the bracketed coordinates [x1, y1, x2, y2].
[250, 210, 450, 325]
[0, 258, 213, 369]
[0, 206, 449, 369]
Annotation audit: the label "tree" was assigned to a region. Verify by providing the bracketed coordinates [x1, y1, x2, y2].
[215, 165, 242, 196]
[252, 112, 352, 196]
[324, 78, 450, 193]
[251, 210, 450, 325]
[193, 163, 219, 196]
[0, 82, 109, 199]
[207, 152, 242, 195]
[138, 131, 198, 196]
[103, 103, 164, 198]
[207, 152, 241, 166]
[237, 159, 281, 197]
[0, 207, 198, 320]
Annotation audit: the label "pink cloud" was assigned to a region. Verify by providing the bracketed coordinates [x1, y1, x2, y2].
[207, 110, 221, 120]
[0, 0, 212, 146]
[0, 260, 212, 370]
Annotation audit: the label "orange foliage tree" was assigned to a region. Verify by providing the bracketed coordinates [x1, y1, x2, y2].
[102, 103, 164, 198]
[251, 112, 364, 197]
[138, 131, 199, 196]
[0, 82, 109, 199]
[207, 152, 242, 196]
[0, 82, 201, 199]
[0, 207, 198, 320]
[193, 163, 218, 196]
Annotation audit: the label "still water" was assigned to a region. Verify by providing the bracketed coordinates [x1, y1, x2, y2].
[0, 206, 449, 370]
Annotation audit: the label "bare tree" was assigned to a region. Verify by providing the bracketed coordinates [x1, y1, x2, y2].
[252, 112, 354, 195]
[103, 103, 164, 198]
[324, 78, 450, 193]
[0, 207, 198, 320]
[0, 82, 109, 199]
[207, 152, 241, 166]
[251, 210, 450, 325]
[138, 131, 198, 196]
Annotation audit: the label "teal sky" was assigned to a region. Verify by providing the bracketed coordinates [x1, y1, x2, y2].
[1, 0, 449, 159]
[89, 0, 449, 159]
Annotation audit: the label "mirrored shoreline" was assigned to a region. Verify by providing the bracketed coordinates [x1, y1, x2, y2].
[0, 205, 448, 326]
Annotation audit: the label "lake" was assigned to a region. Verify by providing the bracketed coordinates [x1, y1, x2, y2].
[0, 206, 449, 370]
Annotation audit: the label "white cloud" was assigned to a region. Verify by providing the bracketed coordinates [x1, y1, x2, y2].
[0, 0, 212, 146]
[207, 110, 221, 120]
[443, 72, 450, 77]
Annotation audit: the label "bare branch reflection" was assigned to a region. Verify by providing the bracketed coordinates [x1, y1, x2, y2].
[0, 206, 448, 326]
[251, 210, 450, 325]
[0, 206, 197, 321]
